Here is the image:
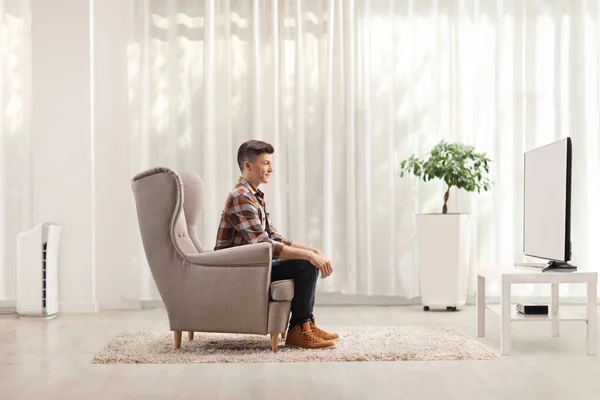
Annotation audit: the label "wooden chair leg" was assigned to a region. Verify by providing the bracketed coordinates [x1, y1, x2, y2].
[174, 331, 182, 349]
[270, 334, 278, 353]
[281, 331, 287, 340]
[188, 331, 194, 341]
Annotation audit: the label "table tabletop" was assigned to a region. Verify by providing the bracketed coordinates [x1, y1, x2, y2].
[478, 264, 598, 284]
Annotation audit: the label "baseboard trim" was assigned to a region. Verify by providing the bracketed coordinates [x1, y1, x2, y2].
[59, 301, 99, 313]
[98, 299, 142, 311]
[3, 300, 101, 314]
[0, 299, 16, 308]
[106, 295, 600, 311]
[315, 293, 421, 306]
[0, 299, 16, 315]
[316, 293, 597, 306]
[142, 300, 165, 309]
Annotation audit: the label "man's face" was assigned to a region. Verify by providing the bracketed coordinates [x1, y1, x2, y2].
[246, 153, 273, 185]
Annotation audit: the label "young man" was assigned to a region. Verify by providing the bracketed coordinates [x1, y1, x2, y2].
[215, 140, 339, 349]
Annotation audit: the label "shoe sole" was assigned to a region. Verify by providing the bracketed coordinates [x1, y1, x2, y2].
[284, 343, 336, 350]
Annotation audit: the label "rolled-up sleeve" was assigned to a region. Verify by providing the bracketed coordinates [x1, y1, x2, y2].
[227, 194, 284, 258]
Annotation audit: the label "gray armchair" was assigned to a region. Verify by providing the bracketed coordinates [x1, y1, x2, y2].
[131, 167, 294, 352]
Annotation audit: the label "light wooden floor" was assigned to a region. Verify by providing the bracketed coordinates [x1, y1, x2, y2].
[1, 305, 600, 400]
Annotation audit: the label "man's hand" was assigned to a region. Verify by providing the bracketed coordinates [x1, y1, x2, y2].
[286, 242, 331, 277]
[308, 253, 333, 279]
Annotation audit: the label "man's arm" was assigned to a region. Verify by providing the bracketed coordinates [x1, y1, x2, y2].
[227, 195, 332, 277]
[289, 242, 325, 256]
[277, 244, 333, 278]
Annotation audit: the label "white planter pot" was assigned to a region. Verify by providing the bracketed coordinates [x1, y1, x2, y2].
[416, 213, 471, 311]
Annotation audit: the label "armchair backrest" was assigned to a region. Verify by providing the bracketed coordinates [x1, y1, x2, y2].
[178, 170, 206, 252]
[130, 167, 198, 301]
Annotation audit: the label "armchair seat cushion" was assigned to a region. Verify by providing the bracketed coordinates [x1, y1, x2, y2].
[270, 280, 294, 301]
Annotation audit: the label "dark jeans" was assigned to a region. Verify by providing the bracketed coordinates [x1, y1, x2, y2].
[271, 259, 318, 329]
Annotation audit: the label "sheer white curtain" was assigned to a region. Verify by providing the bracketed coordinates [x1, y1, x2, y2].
[0, 0, 31, 305]
[128, 0, 600, 301]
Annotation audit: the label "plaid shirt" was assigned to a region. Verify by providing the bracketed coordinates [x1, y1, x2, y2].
[214, 177, 292, 258]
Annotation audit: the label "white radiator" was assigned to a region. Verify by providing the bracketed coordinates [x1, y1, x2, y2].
[16, 223, 62, 318]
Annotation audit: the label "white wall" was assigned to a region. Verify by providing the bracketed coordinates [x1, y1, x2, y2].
[31, 0, 97, 313]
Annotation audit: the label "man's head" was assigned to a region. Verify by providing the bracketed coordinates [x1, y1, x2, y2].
[237, 140, 274, 187]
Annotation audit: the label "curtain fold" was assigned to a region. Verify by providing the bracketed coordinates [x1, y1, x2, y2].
[128, 0, 600, 301]
[0, 0, 31, 304]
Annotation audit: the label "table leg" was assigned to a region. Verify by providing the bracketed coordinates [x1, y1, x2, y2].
[476, 275, 485, 337]
[551, 283, 559, 337]
[501, 282, 511, 355]
[587, 282, 597, 356]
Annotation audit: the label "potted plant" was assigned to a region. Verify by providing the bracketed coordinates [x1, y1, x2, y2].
[400, 141, 492, 311]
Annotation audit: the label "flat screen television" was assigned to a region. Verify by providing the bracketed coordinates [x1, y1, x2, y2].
[522, 137, 576, 272]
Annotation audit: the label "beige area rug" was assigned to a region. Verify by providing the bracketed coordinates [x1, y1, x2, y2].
[92, 326, 497, 364]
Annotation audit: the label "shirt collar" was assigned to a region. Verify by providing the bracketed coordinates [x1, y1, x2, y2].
[238, 177, 264, 199]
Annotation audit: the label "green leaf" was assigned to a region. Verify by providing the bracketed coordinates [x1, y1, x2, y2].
[398, 140, 494, 210]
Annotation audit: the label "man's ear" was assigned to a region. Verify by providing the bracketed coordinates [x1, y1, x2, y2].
[244, 160, 251, 171]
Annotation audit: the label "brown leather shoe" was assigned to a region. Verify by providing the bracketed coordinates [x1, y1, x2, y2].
[309, 316, 339, 340]
[285, 322, 335, 349]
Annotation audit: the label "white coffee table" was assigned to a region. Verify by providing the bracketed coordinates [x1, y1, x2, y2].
[476, 264, 598, 355]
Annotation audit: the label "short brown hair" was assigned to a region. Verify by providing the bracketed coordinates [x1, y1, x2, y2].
[237, 140, 274, 172]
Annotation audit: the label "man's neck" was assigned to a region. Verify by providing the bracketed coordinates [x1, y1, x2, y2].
[242, 175, 261, 193]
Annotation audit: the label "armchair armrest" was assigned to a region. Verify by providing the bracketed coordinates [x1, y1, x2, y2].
[185, 242, 272, 266]
[168, 242, 274, 334]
